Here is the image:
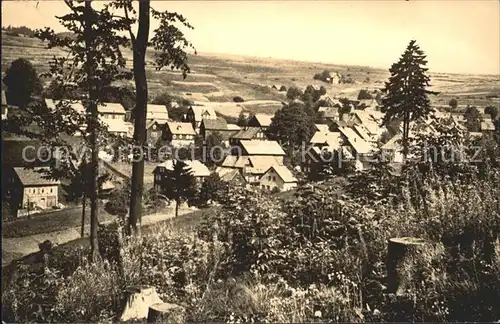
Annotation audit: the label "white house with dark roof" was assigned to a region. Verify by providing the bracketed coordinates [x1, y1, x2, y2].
[259, 165, 297, 192]
[164, 121, 197, 147]
[98, 102, 126, 121]
[153, 159, 210, 191]
[8, 167, 60, 214]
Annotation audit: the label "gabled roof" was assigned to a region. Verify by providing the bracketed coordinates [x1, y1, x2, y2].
[166, 121, 197, 135]
[221, 155, 249, 168]
[227, 124, 241, 131]
[103, 119, 130, 133]
[264, 165, 297, 183]
[251, 114, 274, 127]
[13, 167, 60, 186]
[231, 127, 262, 140]
[146, 104, 169, 121]
[338, 126, 375, 155]
[145, 120, 160, 130]
[98, 102, 126, 115]
[45, 98, 85, 114]
[240, 140, 286, 156]
[154, 159, 210, 177]
[247, 156, 284, 174]
[310, 131, 341, 149]
[217, 167, 244, 182]
[201, 117, 228, 130]
[189, 106, 217, 122]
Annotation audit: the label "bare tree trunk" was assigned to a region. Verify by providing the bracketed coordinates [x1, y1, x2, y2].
[175, 198, 179, 218]
[80, 194, 86, 237]
[128, 0, 150, 236]
[84, 0, 100, 262]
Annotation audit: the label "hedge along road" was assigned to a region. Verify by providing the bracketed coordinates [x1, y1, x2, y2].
[1, 205, 202, 267]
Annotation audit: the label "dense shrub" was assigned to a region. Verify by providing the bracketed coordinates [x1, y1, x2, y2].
[233, 96, 244, 102]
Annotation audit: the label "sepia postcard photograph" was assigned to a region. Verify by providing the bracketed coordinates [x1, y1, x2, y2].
[1, 0, 499, 322]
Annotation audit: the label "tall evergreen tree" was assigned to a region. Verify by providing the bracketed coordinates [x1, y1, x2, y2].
[159, 160, 197, 218]
[380, 40, 438, 158]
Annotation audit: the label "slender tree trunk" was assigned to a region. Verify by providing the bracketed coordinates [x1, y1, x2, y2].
[175, 198, 179, 218]
[80, 194, 86, 238]
[84, 0, 100, 262]
[129, 0, 150, 236]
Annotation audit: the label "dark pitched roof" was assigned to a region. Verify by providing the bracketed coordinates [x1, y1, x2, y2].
[231, 127, 261, 140]
[201, 117, 227, 130]
[13, 167, 60, 186]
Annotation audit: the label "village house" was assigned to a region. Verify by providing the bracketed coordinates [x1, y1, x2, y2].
[338, 126, 377, 171]
[259, 165, 298, 192]
[221, 140, 286, 184]
[164, 121, 197, 147]
[185, 106, 217, 129]
[98, 102, 127, 121]
[7, 167, 60, 216]
[220, 155, 285, 184]
[234, 139, 286, 159]
[216, 167, 247, 186]
[246, 113, 274, 131]
[309, 130, 341, 149]
[229, 127, 268, 147]
[145, 120, 163, 147]
[103, 119, 133, 138]
[199, 117, 228, 140]
[153, 159, 211, 191]
[145, 104, 170, 124]
[317, 106, 340, 121]
[45, 98, 85, 114]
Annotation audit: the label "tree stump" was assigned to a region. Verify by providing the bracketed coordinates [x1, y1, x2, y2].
[387, 237, 429, 296]
[120, 286, 164, 322]
[147, 302, 186, 323]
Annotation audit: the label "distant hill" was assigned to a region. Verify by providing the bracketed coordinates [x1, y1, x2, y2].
[1, 25, 36, 37]
[56, 32, 77, 41]
[1, 33, 498, 117]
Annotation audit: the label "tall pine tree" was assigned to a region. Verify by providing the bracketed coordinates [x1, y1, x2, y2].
[380, 40, 438, 158]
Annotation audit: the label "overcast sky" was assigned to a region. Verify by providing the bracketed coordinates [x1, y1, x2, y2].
[2, 0, 499, 75]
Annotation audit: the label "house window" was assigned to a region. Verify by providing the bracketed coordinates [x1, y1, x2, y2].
[50, 188, 53, 193]
[267, 185, 270, 190]
[173, 134, 177, 139]
[151, 131, 158, 138]
[152, 124, 157, 130]
[267, 176, 271, 181]
[42, 188, 44, 193]
[272, 176, 276, 181]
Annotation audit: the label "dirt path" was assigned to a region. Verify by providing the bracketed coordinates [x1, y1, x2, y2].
[1, 207, 193, 267]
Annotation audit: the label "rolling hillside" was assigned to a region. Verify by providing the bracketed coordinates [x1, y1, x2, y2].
[2, 32, 499, 117]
